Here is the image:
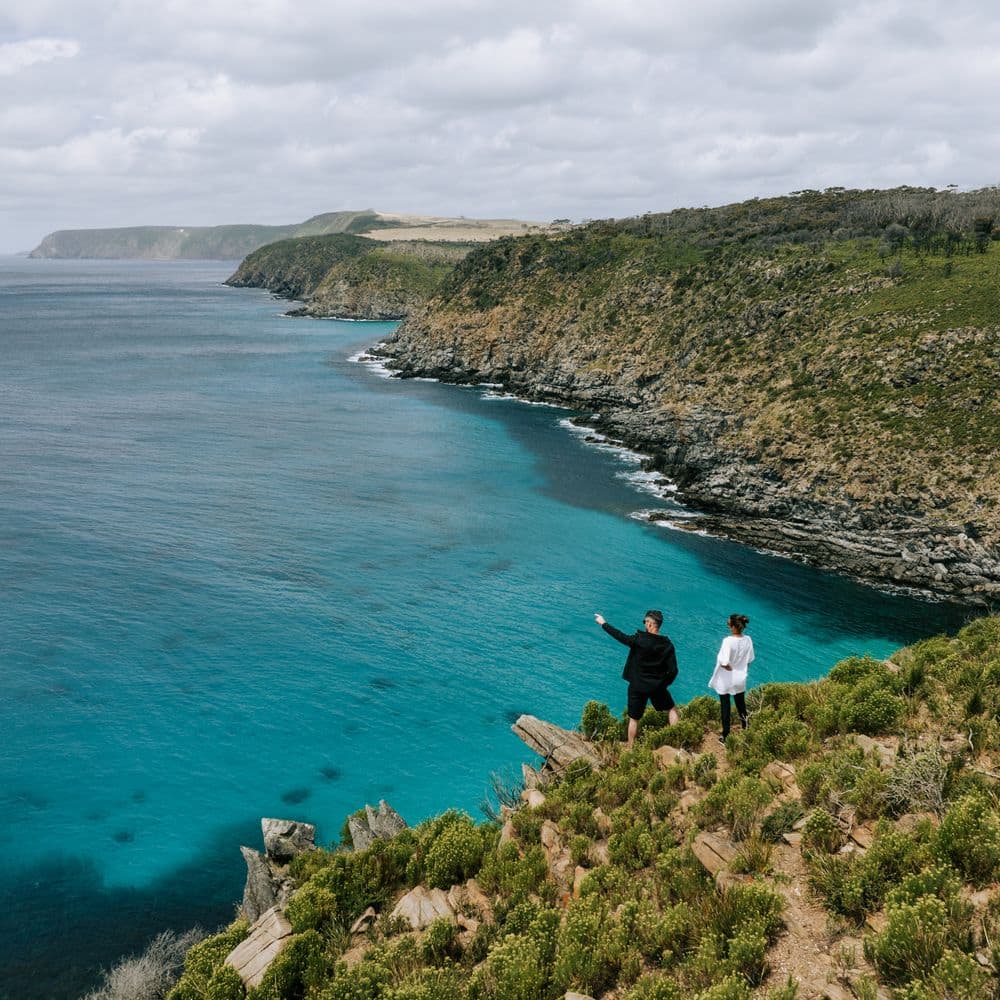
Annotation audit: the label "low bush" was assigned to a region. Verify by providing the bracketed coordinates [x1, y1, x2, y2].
[469, 932, 550, 1000]
[478, 843, 550, 909]
[760, 800, 804, 842]
[553, 895, 619, 996]
[935, 792, 1000, 886]
[801, 808, 842, 854]
[580, 700, 623, 741]
[85, 928, 207, 1000]
[864, 895, 956, 983]
[248, 930, 327, 1000]
[691, 753, 718, 789]
[420, 813, 489, 889]
[896, 949, 991, 1000]
[167, 919, 249, 1000]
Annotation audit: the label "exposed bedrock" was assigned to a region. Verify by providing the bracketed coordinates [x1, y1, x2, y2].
[378, 333, 998, 606]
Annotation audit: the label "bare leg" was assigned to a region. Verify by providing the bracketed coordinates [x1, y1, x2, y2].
[626, 717, 639, 748]
[668, 706, 679, 726]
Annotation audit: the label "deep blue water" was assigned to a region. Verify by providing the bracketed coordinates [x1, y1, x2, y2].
[0, 258, 968, 997]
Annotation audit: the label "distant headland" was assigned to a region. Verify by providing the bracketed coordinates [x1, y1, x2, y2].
[27, 210, 551, 260]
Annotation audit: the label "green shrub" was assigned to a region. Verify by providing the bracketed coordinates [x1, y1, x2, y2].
[286, 880, 339, 933]
[248, 930, 327, 1000]
[553, 894, 619, 995]
[692, 753, 718, 789]
[801, 808, 842, 854]
[510, 807, 544, 844]
[468, 932, 549, 1000]
[841, 677, 903, 735]
[936, 792, 1000, 886]
[205, 964, 245, 1000]
[322, 959, 393, 1000]
[423, 814, 487, 889]
[761, 800, 804, 842]
[561, 801, 600, 838]
[168, 919, 249, 1000]
[421, 917, 461, 965]
[807, 821, 933, 919]
[707, 882, 784, 943]
[695, 974, 753, 1000]
[626, 972, 683, 1000]
[850, 765, 888, 821]
[477, 843, 550, 908]
[864, 896, 954, 983]
[897, 949, 991, 1000]
[797, 761, 826, 806]
[581, 700, 623, 741]
[609, 823, 658, 870]
[722, 777, 774, 840]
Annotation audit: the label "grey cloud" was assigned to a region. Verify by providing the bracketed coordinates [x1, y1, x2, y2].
[2, 0, 1000, 251]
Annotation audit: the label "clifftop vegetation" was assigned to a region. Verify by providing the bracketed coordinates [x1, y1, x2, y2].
[386, 186, 1000, 602]
[226, 234, 474, 320]
[160, 615, 1000, 1000]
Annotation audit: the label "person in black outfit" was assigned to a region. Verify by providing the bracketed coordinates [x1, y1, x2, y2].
[594, 609, 679, 747]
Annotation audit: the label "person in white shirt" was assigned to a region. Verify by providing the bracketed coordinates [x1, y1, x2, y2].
[708, 614, 754, 744]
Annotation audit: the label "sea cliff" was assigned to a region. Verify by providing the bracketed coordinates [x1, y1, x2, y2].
[379, 188, 1000, 605]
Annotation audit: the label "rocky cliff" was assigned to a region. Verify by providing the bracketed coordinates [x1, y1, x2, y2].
[380, 189, 1000, 605]
[226, 234, 471, 320]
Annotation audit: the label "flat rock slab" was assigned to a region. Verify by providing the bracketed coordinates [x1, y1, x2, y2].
[691, 831, 737, 875]
[762, 761, 800, 797]
[391, 885, 456, 930]
[226, 906, 294, 988]
[512, 715, 601, 773]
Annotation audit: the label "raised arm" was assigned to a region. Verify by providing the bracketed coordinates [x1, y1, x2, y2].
[595, 613, 635, 647]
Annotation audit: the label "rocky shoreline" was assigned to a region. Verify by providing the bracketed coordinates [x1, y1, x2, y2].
[373, 336, 998, 607]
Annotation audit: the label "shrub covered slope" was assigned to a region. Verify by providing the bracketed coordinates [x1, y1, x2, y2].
[383, 187, 1000, 603]
[169, 615, 1000, 1000]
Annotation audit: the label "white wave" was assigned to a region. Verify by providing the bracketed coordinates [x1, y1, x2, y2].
[631, 510, 712, 537]
[348, 343, 396, 378]
[480, 391, 562, 407]
[616, 468, 674, 496]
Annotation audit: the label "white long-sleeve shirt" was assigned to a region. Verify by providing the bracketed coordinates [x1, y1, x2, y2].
[708, 634, 755, 695]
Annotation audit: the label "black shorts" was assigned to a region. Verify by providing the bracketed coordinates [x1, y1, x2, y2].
[627, 683, 675, 721]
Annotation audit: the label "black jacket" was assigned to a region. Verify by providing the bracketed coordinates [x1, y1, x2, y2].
[602, 623, 678, 693]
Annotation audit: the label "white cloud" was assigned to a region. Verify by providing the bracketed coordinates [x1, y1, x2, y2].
[2, 0, 1000, 251]
[0, 36, 78, 75]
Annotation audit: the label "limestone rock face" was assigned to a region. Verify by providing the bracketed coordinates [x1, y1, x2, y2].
[240, 817, 315, 921]
[391, 886, 456, 930]
[511, 715, 602, 775]
[241, 847, 295, 923]
[262, 818, 316, 863]
[349, 800, 408, 851]
[226, 906, 294, 988]
[691, 831, 737, 876]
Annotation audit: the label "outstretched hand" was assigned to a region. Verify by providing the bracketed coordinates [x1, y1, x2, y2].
[594, 613, 606, 626]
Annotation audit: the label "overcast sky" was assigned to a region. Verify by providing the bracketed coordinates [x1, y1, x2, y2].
[2, 0, 999, 252]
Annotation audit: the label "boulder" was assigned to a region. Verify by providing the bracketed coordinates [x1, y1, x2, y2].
[852, 734, 897, 768]
[762, 761, 800, 797]
[512, 715, 602, 774]
[262, 818, 316, 863]
[391, 886, 456, 931]
[349, 800, 408, 851]
[350, 906, 378, 935]
[522, 788, 547, 808]
[226, 906, 294, 988]
[653, 745, 691, 768]
[691, 832, 737, 876]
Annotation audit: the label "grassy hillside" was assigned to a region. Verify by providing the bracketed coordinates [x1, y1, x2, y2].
[226, 234, 474, 320]
[162, 615, 1000, 1000]
[385, 187, 1000, 600]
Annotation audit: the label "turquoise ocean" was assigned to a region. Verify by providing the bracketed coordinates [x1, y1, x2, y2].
[0, 258, 968, 997]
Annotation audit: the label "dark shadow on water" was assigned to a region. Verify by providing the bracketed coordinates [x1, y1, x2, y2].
[0, 817, 258, 1000]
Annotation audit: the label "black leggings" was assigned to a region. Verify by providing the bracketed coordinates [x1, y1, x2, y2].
[719, 692, 748, 738]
